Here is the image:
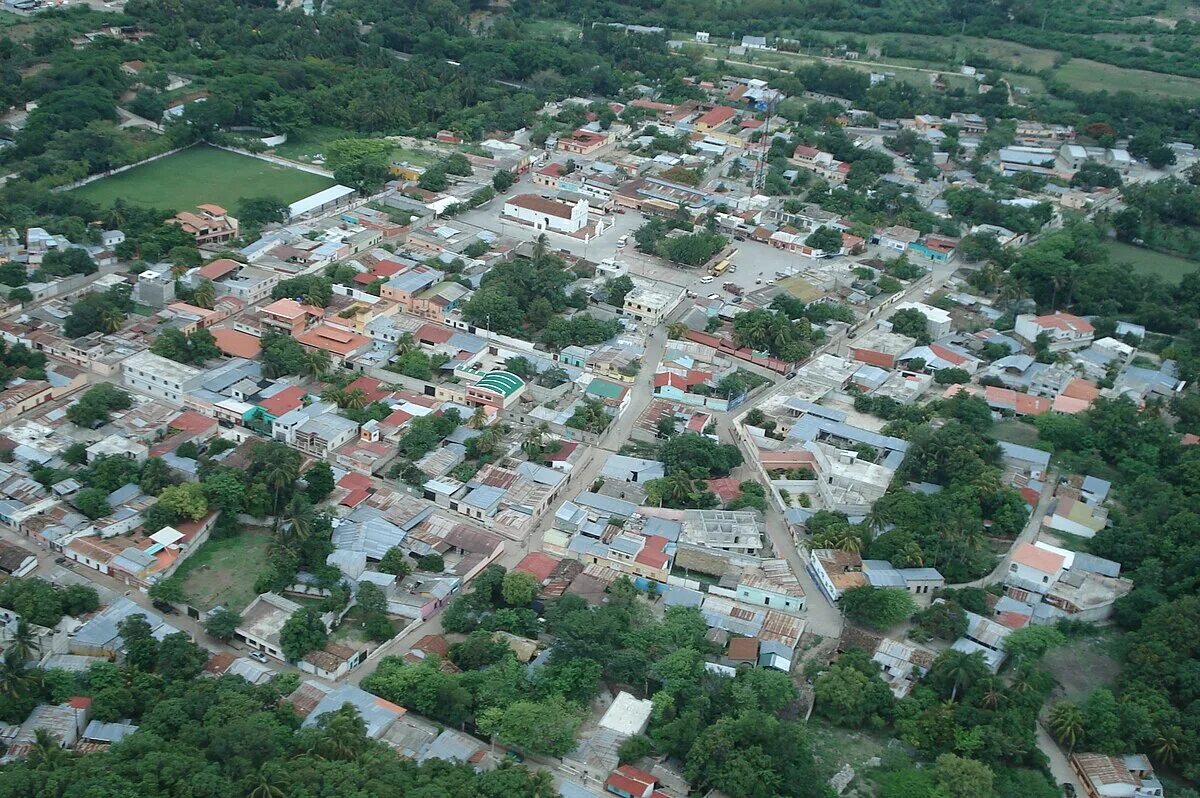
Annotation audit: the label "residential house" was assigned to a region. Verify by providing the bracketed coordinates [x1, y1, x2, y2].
[1014, 312, 1095, 351]
[1070, 752, 1163, 798]
[167, 205, 239, 247]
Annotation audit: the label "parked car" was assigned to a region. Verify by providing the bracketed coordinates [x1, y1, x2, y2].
[249, 651, 270, 664]
[152, 600, 177, 615]
[1062, 785, 1076, 798]
[707, 293, 721, 301]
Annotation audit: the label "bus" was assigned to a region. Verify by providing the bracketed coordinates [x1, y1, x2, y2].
[710, 259, 731, 276]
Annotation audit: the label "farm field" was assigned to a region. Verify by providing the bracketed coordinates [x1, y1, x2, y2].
[73, 145, 335, 211]
[175, 530, 274, 613]
[1052, 58, 1200, 99]
[1103, 240, 1200, 283]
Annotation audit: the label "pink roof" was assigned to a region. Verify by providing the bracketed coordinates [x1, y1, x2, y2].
[1061, 378, 1100, 401]
[1033, 312, 1093, 334]
[211, 328, 261, 359]
[793, 145, 819, 158]
[1012, 542, 1065, 575]
[262, 298, 309, 320]
[1052, 395, 1091, 415]
[538, 162, 567, 177]
[296, 325, 371, 356]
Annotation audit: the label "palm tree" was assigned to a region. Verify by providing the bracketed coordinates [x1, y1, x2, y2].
[263, 460, 299, 516]
[1047, 701, 1084, 752]
[320, 385, 346, 407]
[248, 766, 286, 798]
[937, 649, 986, 701]
[280, 496, 316, 546]
[659, 472, 695, 507]
[532, 233, 549, 265]
[394, 333, 416, 357]
[522, 423, 550, 460]
[469, 406, 488, 429]
[0, 652, 33, 699]
[9, 619, 39, 663]
[193, 279, 216, 309]
[979, 678, 1005, 710]
[302, 349, 331, 381]
[26, 729, 65, 771]
[100, 307, 125, 334]
[1154, 726, 1183, 765]
[341, 388, 368, 411]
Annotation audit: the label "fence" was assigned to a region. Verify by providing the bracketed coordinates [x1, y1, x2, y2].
[210, 143, 335, 178]
[51, 143, 197, 192]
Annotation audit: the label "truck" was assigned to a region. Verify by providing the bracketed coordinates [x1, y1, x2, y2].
[723, 282, 743, 295]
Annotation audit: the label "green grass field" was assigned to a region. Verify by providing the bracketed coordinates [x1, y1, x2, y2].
[1053, 58, 1200, 99]
[73, 145, 335, 212]
[176, 530, 274, 612]
[1103, 240, 1200, 283]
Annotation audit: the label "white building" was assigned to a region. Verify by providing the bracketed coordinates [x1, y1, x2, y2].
[502, 194, 589, 234]
[1014, 312, 1095, 351]
[1007, 542, 1066, 588]
[892, 302, 952, 340]
[623, 284, 684, 325]
[120, 350, 203, 405]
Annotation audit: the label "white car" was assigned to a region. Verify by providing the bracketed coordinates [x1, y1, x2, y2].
[249, 651, 270, 664]
[707, 293, 721, 301]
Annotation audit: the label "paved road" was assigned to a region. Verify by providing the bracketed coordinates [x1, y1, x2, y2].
[349, 317, 673, 684]
[958, 469, 1057, 589]
[1038, 722, 1083, 794]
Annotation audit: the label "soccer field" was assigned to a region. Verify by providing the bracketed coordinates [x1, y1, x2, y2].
[73, 145, 336, 212]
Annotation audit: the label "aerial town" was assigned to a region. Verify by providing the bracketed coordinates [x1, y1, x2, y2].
[0, 1, 1198, 796]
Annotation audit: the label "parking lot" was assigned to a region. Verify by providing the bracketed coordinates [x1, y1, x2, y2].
[453, 167, 903, 299]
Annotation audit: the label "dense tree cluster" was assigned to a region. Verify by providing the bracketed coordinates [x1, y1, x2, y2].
[0, 669, 554, 797]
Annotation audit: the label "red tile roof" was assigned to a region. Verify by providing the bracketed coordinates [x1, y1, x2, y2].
[706, 477, 743, 503]
[169, 410, 217, 435]
[727, 636, 760, 661]
[1032, 312, 1094, 334]
[605, 765, 656, 797]
[259, 386, 307, 417]
[697, 105, 737, 127]
[514, 552, 561, 583]
[634, 535, 670, 570]
[346, 375, 390, 404]
[416, 323, 454, 345]
[506, 193, 578, 220]
[197, 258, 240, 280]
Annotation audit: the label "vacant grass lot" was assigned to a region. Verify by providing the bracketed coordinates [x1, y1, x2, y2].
[73, 145, 335, 212]
[1104, 240, 1200, 283]
[1053, 58, 1200, 99]
[176, 530, 273, 612]
[992, 419, 1043, 448]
